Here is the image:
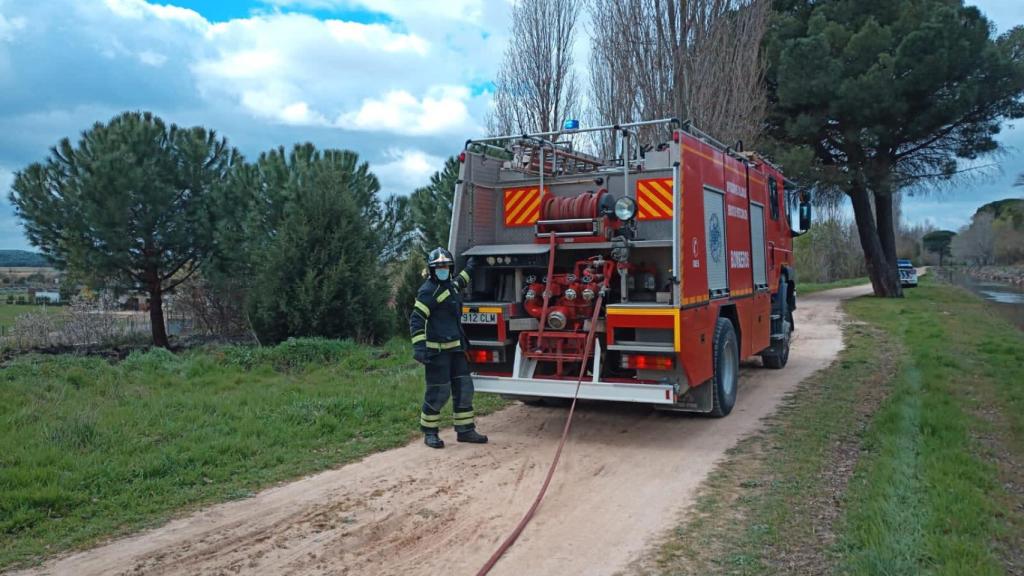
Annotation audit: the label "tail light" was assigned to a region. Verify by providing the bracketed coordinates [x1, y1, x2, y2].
[469, 348, 503, 363]
[621, 353, 675, 371]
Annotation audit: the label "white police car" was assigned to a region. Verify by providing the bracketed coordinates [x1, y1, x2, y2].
[898, 259, 918, 288]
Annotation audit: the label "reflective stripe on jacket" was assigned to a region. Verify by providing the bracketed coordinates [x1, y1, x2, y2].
[409, 267, 472, 350]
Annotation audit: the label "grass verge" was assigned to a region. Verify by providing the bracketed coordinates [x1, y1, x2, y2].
[0, 338, 507, 570]
[630, 277, 1023, 575]
[799, 276, 869, 295]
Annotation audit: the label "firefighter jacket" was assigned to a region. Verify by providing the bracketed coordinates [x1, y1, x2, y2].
[410, 266, 473, 353]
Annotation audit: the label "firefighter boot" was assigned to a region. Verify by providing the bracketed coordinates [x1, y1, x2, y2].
[457, 429, 488, 444]
[424, 432, 445, 449]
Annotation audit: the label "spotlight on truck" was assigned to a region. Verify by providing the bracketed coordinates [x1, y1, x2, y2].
[614, 196, 637, 221]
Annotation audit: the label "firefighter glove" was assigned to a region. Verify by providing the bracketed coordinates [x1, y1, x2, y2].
[413, 346, 429, 365]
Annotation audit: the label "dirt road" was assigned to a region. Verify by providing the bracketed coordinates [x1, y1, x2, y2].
[14, 284, 871, 576]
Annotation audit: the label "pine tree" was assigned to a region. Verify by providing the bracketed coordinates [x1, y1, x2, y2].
[243, 144, 393, 344]
[767, 1, 1024, 296]
[410, 156, 459, 250]
[9, 111, 241, 347]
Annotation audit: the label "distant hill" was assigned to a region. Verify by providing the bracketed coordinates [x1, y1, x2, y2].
[975, 198, 1024, 229]
[0, 250, 51, 267]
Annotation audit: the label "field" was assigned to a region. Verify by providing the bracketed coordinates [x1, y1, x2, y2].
[0, 267, 59, 279]
[0, 338, 507, 569]
[0, 303, 61, 332]
[641, 276, 1023, 575]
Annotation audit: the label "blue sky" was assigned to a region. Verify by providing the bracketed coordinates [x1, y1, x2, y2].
[0, 0, 1022, 251]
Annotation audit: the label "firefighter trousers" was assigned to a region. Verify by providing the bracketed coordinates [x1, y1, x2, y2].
[419, 351, 476, 433]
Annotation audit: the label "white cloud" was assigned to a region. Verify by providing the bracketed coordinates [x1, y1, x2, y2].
[0, 13, 26, 42]
[323, 20, 429, 54]
[373, 148, 445, 195]
[187, 12, 465, 132]
[279, 101, 326, 125]
[137, 50, 167, 66]
[338, 85, 478, 135]
[103, 0, 208, 31]
[264, 0, 486, 24]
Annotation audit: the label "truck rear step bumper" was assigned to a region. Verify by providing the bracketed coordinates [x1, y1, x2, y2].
[472, 375, 676, 405]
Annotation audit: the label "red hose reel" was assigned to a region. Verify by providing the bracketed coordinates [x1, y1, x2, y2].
[541, 189, 607, 220]
[536, 190, 620, 235]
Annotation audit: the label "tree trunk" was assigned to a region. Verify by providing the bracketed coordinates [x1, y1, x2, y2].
[848, 183, 900, 297]
[873, 192, 903, 297]
[150, 282, 169, 348]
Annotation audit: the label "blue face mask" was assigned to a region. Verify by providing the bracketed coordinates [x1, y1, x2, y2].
[435, 268, 450, 281]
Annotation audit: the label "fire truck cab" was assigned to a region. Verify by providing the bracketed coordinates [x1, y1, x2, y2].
[449, 119, 811, 415]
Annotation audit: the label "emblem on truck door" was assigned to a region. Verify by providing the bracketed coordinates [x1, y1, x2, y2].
[708, 213, 723, 263]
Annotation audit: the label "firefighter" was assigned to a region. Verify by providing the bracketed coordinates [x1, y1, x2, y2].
[409, 247, 488, 449]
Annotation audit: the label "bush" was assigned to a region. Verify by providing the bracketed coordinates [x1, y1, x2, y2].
[794, 213, 866, 283]
[218, 337, 360, 371]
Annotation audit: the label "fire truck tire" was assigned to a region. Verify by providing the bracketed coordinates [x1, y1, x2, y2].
[709, 318, 739, 417]
[762, 280, 792, 369]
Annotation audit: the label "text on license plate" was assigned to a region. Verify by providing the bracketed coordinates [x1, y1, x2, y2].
[462, 312, 498, 324]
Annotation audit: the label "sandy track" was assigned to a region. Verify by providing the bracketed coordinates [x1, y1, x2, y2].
[13, 284, 871, 576]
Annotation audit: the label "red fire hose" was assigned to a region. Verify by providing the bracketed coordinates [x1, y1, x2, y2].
[474, 240, 609, 576]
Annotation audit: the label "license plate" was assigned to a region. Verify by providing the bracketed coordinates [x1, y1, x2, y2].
[462, 312, 498, 324]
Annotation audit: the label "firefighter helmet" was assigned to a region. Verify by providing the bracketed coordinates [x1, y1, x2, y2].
[427, 247, 454, 269]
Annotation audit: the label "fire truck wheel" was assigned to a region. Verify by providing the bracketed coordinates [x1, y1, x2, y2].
[761, 324, 791, 369]
[710, 318, 739, 417]
[762, 280, 792, 369]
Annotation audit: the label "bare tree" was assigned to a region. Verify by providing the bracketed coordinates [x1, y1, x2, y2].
[588, 0, 770, 147]
[952, 212, 998, 266]
[488, 0, 582, 136]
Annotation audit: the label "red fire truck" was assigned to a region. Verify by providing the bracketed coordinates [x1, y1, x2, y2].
[450, 119, 811, 415]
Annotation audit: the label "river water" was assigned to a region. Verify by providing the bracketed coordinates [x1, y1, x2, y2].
[938, 268, 1024, 330]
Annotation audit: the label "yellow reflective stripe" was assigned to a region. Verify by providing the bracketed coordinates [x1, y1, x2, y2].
[436, 289, 451, 303]
[420, 412, 442, 421]
[420, 418, 440, 428]
[411, 333, 426, 344]
[452, 411, 474, 421]
[453, 418, 474, 425]
[459, 270, 470, 283]
[426, 339, 461, 350]
[414, 300, 431, 317]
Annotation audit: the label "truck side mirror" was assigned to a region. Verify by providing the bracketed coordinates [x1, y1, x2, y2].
[799, 200, 811, 232]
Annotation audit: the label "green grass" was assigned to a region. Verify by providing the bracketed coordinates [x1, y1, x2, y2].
[798, 276, 869, 294]
[0, 338, 507, 569]
[838, 279, 1022, 575]
[0, 302, 61, 331]
[642, 276, 1023, 575]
